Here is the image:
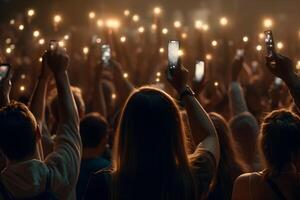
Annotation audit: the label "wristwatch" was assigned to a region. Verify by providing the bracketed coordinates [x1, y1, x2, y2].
[179, 86, 195, 102]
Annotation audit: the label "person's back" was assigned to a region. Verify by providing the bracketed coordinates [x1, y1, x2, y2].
[84, 65, 220, 200]
[0, 50, 81, 199]
[76, 112, 111, 200]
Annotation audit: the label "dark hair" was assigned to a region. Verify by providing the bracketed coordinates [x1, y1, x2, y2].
[260, 109, 300, 175]
[208, 113, 248, 200]
[0, 102, 37, 161]
[80, 112, 108, 148]
[112, 87, 196, 200]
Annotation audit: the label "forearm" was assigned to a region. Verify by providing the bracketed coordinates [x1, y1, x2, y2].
[114, 69, 134, 106]
[229, 82, 248, 116]
[183, 95, 217, 145]
[285, 72, 300, 109]
[0, 94, 9, 107]
[93, 81, 107, 118]
[54, 72, 79, 125]
[29, 77, 48, 125]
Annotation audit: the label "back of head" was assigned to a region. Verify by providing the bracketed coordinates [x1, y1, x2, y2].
[113, 87, 195, 200]
[0, 102, 37, 161]
[260, 109, 300, 175]
[80, 112, 108, 149]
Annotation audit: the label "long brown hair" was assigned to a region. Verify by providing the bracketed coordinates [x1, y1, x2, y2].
[207, 113, 249, 200]
[112, 87, 196, 200]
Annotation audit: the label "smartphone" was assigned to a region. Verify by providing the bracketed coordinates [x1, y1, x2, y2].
[168, 40, 180, 75]
[0, 64, 10, 82]
[194, 61, 205, 82]
[264, 30, 275, 57]
[101, 44, 111, 66]
[235, 49, 245, 60]
[49, 40, 58, 51]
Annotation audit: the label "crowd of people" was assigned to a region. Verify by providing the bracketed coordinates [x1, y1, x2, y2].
[0, 5, 300, 200]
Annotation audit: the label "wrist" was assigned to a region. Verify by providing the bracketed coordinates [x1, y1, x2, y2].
[179, 86, 195, 102]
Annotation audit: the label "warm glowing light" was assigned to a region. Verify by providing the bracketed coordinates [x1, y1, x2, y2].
[153, 7, 162, 15]
[54, 15, 62, 24]
[206, 54, 212, 61]
[259, 33, 265, 40]
[277, 42, 284, 50]
[33, 30, 40, 38]
[96, 38, 101, 44]
[27, 9, 35, 17]
[10, 44, 15, 50]
[243, 36, 249, 43]
[181, 33, 187, 39]
[159, 47, 164, 53]
[39, 57, 43, 62]
[156, 72, 161, 77]
[112, 93, 117, 100]
[58, 41, 65, 47]
[106, 19, 120, 29]
[202, 24, 209, 31]
[18, 24, 24, 31]
[21, 74, 26, 79]
[10, 19, 15, 25]
[120, 36, 126, 43]
[214, 82, 219, 87]
[88, 12, 96, 19]
[97, 19, 104, 27]
[211, 40, 218, 47]
[83, 47, 89, 55]
[123, 73, 129, 78]
[151, 24, 157, 31]
[178, 49, 184, 57]
[20, 86, 26, 92]
[219, 17, 228, 26]
[6, 48, 12, 54]
[263, 18, 273, 28]
[5, 38, 11, 44]
[156, 78, 160, 82]
[195, 20, 203, 29]
[162, 28, 168, 34]
[296, 61, 300, 70]
[174, 21, 181, 28]
[256, 45, 262, 51]
[64, 35, 70, 40]
[138, 26, 145, 33]
[38, 38, 45, 45]
[124, 10, 130, 16]
[132, 15, 139, 22]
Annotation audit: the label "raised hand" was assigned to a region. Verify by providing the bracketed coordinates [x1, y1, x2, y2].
[231, 56, 244, 82]
[46, 48, 69, 75]
[167, 66, 189, 95]
[265, 53, 294, 81]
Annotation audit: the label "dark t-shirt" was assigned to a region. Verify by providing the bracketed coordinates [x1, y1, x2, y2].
[76, 156, 110, 200]
[83, 148, 216, 200]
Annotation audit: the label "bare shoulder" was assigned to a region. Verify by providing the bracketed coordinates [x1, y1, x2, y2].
[232, 173, 261, 200]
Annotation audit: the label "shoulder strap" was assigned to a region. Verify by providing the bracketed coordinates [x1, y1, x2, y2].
[0, 178, 14, 200]
[266, 178, 287, 200]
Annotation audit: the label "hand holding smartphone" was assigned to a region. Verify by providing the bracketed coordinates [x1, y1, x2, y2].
[264, 30, 276, 57]
[0, 64, 10, 83]
[168, 40, 180, 77]
[101, 44, 111, 66]
[49, 40, 59, 52]
[194, 61, 205, 82]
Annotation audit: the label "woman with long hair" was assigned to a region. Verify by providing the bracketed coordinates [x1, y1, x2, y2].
[84, 64, 220, 200]
[207, 113, 249, 200]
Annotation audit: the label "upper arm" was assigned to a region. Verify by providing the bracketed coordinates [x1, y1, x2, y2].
[232, 174, 251, 200]
[197, 135, 220, 166]
[45, 123, 82, 186]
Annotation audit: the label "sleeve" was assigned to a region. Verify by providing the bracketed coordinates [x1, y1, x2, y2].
[229, 82, 249, 116]
[44, 119, 82, 189]
[84, 172, 111, 200]
[189, 148, 217, 199]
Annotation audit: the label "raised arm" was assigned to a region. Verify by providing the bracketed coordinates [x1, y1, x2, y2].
[229, 56, 249, 116]
[45, 48, 81, 184]
[0, 70, 12, 107]
[167, 66, 220, 164]
[91, 62, 107, 118]
[29, 53, 51, 129]
[266, 54, 300, 109]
